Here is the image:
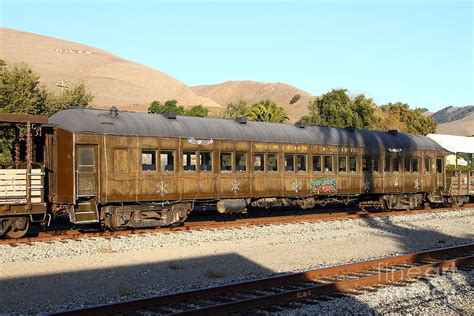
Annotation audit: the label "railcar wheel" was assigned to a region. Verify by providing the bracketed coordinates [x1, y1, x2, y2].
[4, 217, 30, 239]
[109, 213, 128, 231]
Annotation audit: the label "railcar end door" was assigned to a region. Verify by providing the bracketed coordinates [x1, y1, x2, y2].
[73, 145, 99, 223]
[76, 145, 98, 197]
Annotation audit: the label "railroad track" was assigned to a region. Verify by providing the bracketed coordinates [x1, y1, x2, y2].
[53, 243, 474, 315]
[2, 204, 472, 245]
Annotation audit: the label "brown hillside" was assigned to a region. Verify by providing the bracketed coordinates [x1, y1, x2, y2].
[191, 81, 315, 121]
[436, 112, 474, 136]
[0, 28, 222, 111]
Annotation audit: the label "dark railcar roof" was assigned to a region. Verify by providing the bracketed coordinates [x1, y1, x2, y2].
[48, 108, 444, 150]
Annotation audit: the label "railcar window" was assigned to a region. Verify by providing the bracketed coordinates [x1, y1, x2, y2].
[220, 152, 232, 172]
[183, 151, 197, 171]
[200, 152, 212, 171]
[297, 155, 307, 172]
[160, 151, 174, 172]
[77, 147, 95, 172]
[338, 156, 347, 173]
[371, 157, 379, 172]
[412, 158, 419, 173]
[141, 150, 157, 171]
[324, 155, 333, 172]
[404, 158, 411, 172]
[362, 156, 369, 172]
[424, 158, 431, 173]
[313, 155, 322, 172]
[393, 157, 400, 172]
[384, 157, 391, 173]
[349, 156, 357, 172]
[254, 153, 265, 172]
[436, 159, 443, 173]
[235, 153, 247, 172]
[284, 154, 294, 172]
[268, 153, 278, 172]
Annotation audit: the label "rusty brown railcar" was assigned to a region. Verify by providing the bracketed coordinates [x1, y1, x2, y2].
[44, 107, 462, 231]
[1, 108, 472, 237]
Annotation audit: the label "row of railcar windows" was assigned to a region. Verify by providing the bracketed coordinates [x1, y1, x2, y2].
[139, 150, 433, 175]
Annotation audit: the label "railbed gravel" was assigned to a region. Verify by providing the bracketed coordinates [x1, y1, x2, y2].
[1, 208, 473, 264]
[1, 208, 473, 314]
[275, 269, 473, 315]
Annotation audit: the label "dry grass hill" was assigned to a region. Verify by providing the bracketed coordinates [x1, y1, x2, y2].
[192, 81, 315, 121]
[0, 28, 221, 111]
[436, 112, 474, 136]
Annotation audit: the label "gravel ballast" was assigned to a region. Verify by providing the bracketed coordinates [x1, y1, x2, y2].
[277, 269, 473, 315]
[0, 208, 473, 314]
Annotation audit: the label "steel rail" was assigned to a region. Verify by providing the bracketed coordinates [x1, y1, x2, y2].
[53, 243, 474, 316]
[1, 204, 471, 245]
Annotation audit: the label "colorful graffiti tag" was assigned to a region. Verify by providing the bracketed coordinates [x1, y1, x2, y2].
[310, 178, 337, 194]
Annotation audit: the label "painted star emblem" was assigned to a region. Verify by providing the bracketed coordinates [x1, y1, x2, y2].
[231, 179, 240, 193]
[157, 180, 168, 196]
[414, 179, 420, 190]
[292, 180, 302, 193]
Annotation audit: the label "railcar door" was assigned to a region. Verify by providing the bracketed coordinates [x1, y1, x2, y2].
[73, 145, 99, 223]
[435, 157, 444, 189]
[76, 145, 98, 197]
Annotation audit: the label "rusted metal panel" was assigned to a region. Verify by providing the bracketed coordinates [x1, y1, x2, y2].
[0, 203, 46, 215]
[0, 113, 48, 124]
[54, 128, 74, 204]
[75, 134, 102, 144]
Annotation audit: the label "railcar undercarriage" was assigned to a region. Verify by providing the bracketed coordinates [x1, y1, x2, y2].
[99, 203, 191, 230]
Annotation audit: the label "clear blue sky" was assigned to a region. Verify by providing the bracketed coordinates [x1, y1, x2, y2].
[1, 0, 472, 111]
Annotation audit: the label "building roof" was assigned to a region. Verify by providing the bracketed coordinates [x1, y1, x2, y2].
[427, 134, 474, 154]
[48, 108, 444, 151]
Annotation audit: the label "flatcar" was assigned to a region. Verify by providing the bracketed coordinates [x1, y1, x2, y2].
[0, 108, 472, 238]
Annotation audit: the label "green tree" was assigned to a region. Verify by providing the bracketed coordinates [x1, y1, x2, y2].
[0, 61, 47, 114]
[148, 99, 185, 114]
[221, 100, 248, 118]
[380, 102, 437, 135]
[45, 82, 94, 115]
[0, 60, 94, 165]
[184, 104, 208, 117]
[245, 100, 289, 123]
[301, 89, 380, 130]
[301, 89, 354, 128]
[0, 60, 93, 116]
[350, 94, 380, 129]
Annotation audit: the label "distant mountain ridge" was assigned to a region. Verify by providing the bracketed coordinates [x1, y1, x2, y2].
[0, 28, 222, 111]
[431, 105, 474, 123]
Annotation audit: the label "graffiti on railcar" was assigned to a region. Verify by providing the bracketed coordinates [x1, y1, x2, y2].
[310, 178, 337, 194]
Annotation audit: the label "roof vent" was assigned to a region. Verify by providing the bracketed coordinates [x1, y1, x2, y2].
[163, 112, 177, 119]
[109, 106, 119, 118]
[345, 126, 355, 132]
[295, 121, 306, 128]
[388, 129, 398, 135]
[235, 116, 247, 124]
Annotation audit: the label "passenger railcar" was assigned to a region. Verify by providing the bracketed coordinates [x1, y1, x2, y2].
[0, 108, 472, 238]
